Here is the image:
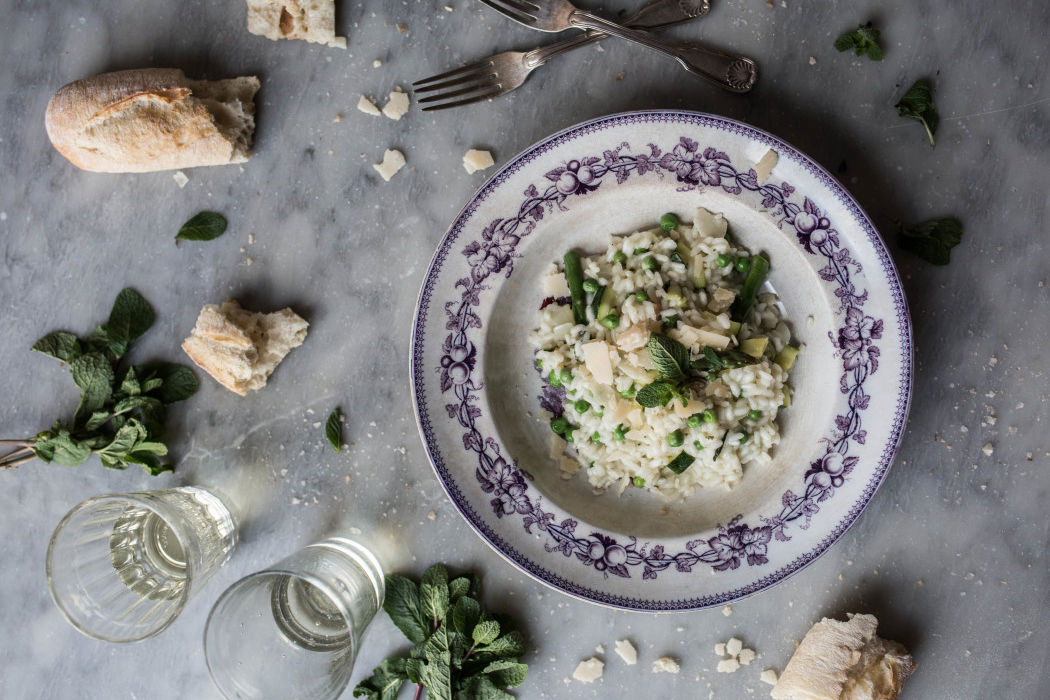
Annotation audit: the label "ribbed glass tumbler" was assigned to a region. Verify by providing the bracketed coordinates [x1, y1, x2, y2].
[204, 537, 385, 700]
[46, 486, 237, 643]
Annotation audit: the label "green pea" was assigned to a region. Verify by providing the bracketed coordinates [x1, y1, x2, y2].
[663, 314, 679, 328]
[642, 256, 658, 271]
[602, 314, 620, 329]
[613, 425, 627, 441]
[574, 399, 590, 413]
[582, 278, 599, 294]
[634, 291, 649, 302]
[632, 476, 646, 488]
[550, 418, 568, 434]
[564, 428, 575, 443]
[735, 257, 750, 273]
[687, 414, 702, 429]
[559, 368, 573, 384]
[667, 430, 684, 447]
[702, 409, 718, 423]
[591, 431, 602, 444]
[619, 387, 635, 399]
[693, 440, 704, 450]
[739, 433, 750, 445]
[660, 212, 679, 231]
[633, 247, 650, 255]
[547, 371, 562, 388]
[716, 254, 731, 268]
[748, 409, 762, 421]
[612, 251, 628, 265]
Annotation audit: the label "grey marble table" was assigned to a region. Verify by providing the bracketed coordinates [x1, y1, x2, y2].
[1, 0, 1048, 698]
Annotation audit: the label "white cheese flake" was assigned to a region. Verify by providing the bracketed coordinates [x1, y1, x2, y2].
[760, 669, 779, 685]
[583, 340, 614, 385]
[357, 95, 381, 116]
[693, 206, 728, 239]
[714, 643, 726, 656]
[754, 149, 779, 185]
[542, 273, 571, 298]
[615, 639, 638, 665]
[173, 170, 189, 188]
[716, 658, 741, 673]
[463, 149, 495, 174]
[373, 149, 406, 181]
[652, 657, 680, 674]
[572, 657, 604, 683]
[382, 90, 410, 120]
[738, 648, 756, 665]
[726, 638, 743, 657]
[722, 604, 733, 617]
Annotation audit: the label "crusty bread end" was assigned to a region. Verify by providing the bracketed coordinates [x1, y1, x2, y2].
[182, 300, 308, 396]
[771, 614, 915, 700]
[45, 69, 259, 173]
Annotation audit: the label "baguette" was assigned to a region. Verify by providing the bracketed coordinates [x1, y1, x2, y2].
[182, 300, 308, 396]
[771, 614, 915, 700]
[45, 69, 259, 173]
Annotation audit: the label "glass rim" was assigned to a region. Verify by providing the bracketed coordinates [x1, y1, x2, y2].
[45, 492, 198, 643]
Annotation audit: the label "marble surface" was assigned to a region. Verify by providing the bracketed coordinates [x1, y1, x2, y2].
[1, 0, 1048, 698]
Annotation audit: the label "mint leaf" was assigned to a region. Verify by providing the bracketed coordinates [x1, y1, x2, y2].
[648, 334, 689, 382]
[96, 422, 141, 468]
[482, 660, 528, 687]
[472, 620, 500, 645]
[422, 623, 453, 700]
[896, 218, 962, 265]
[482, 631, 527, 658]
[32, 332, 82, 364]
[835, 22, 883, 61]
[35, 429, 92, 467]
[453, 595, 481, 637]
[353, 657, 409, 700]
[176, 211, 228, 242]
[636, 381, 675, 408]
[145, 363, 199, 404]
[326, 408, 342, 453]
[383, 574, 428, 643]
[833, 34, 856, 52]
[70, 353, 114, 427]
[448, 576, 472, 604]
[896, 80, 939, 147]
[104, 288, 154, 357]
[124, 452, 168, 476]
[420, 564, 450, 626]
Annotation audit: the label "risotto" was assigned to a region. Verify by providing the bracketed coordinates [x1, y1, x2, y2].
[528, 208, 799, 500]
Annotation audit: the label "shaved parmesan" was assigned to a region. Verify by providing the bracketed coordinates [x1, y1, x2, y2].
[549, 434, 567, 460]
[542, 273, 571, 298]
[694, 328, 731, 350]
[615, 639, 638, 665]
[583, 340, 614, 385]
[357, 95, 381, 116]
[693, 206, 728, 239]
[755, 149, 779, 185]
[573, 657, 604, 683]
[463, 149, 495, 174]
[652, 657, 680, 674]
[373, 149, 406, 181]
[382, 89, 410, 120]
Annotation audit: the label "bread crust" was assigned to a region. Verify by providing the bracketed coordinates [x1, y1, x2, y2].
[45, 69, 259, 173]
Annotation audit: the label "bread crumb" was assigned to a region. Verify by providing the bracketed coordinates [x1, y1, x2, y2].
[615, 639, 637, 665]
[760, 669, 779, 685]
[373, 59, 382, 67]
[173, 171, 189, 188]
[738, 648, 756, 665]
[722, 604, 733, 617]
[652, 657, 680, 674]
[726, 638, 743, 657]
[982, 442, 994, 456]
[616, 71, 626, 81]
[572, 658, 604, 682]
[444, 5, 453, 10]
[463, 149, 495, 174]
[808, 56, 817, 65]
[716, 658, 741, 673]
[765, 0, 774, 6]
[333, 114, 343, 122]
[382, 90, 410, 120]
[373, 149, 406, 181]
[396, 22, 407, 32]
[357, 95, 381, 116]
[248, 234, 254, 245]
[426, 510, 437, 521]
[714, 643, 726, 656]
[245, 257, 254, 266]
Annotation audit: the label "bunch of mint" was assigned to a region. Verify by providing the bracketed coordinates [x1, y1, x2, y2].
[354, 564, 529, 700]
[0, 288, 198, 475]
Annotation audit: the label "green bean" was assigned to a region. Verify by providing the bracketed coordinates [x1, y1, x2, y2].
[563, 251, 587, 325]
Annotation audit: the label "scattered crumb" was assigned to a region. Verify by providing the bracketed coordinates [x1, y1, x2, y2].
[396, 23, 407, 32]
[373, 59, 382, 67]
[722, 604, 733, 617]
[760, 669, 779, 685]
[652, 657, 680, 674]
[595, 644, 605, 654]
[982, 443, 994, 457]
[349, 526, 362, 534]
[572, 658, 604, 683]
[173, 171, 188, 188]
[245, 257, 253, 266]
[373, 149, 406, 181]
[738, 648, 756, 665]
[726, 638, 743, 657]
[463, 149, 495, 174]
[426, 510, 437, 521]
[444, 5, 453, 10]
[717, 658, 741, 673]
[595, 43, 604, 52]
[765, 0, 773, 6]
[714, 643, 726, 656]
[357, 94, 381, 116]
[616, 71, 626, 81]
[808, 56, 817, 65]
[382, 89, 410, 120]
[615, 639, 638, 665]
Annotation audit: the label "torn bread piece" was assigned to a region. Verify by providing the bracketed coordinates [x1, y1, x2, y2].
[182, 300, 308, 396]
[45, 69, 259, 173]
[771, 614, 915, 700]
[247, 0, 346, 48]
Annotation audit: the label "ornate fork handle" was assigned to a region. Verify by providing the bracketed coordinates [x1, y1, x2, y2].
[566, 10, 757, 92]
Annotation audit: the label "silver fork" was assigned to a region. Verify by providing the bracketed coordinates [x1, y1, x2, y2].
[481, 0, 757, 92]
[413, 0, 711, 111]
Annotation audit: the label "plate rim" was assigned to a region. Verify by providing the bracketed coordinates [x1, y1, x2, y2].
[410, 109, 914, 611]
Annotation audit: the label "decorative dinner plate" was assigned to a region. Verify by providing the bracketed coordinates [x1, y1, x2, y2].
[410, 111, 911, 611]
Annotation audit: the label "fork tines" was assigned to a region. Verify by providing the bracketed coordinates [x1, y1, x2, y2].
[478, 0, 539, 24]
[412, 60, 502, 111]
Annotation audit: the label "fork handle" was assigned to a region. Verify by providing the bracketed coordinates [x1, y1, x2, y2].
[567, 10, 757, 93]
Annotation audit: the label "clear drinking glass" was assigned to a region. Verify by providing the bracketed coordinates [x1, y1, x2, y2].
[204, 537, 385, 700]
[46, 486, 237, 643]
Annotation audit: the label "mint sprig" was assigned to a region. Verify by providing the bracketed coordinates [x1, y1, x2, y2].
[895, 218, 963, 266]
[354, 564, 529, 700]
[0, 289, 198, 475]
[896, 80, 940, 147]
[834, 22, 884, 61]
